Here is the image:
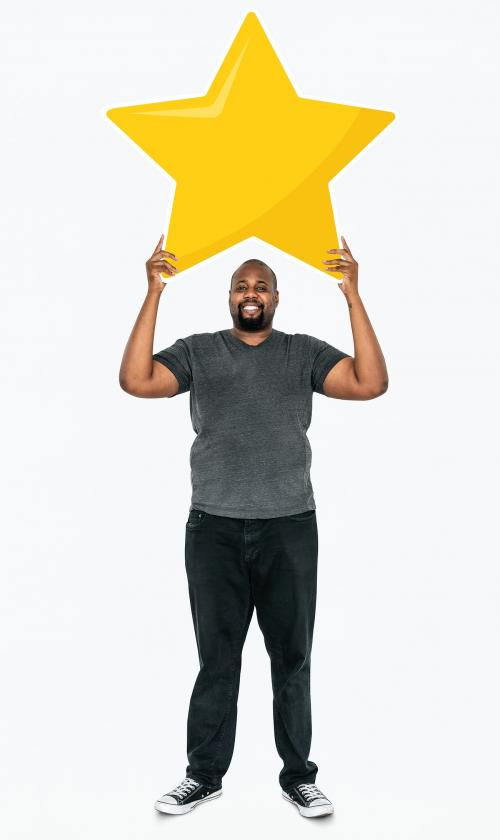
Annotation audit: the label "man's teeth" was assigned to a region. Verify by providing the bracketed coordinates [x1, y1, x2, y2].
[243, 306, 260, 311]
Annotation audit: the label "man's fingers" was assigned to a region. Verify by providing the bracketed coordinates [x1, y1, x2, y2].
[159, 250, 178, 260]
[152, 257, 178, 272]
[153, 234, 164, 253]
[341, 235, 352, 254]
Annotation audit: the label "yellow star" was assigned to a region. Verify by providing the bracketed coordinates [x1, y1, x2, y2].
[106, 12, 395, 279]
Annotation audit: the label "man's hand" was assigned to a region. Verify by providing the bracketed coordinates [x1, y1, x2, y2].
[322, 235, 359, 304]
[146, 234, 178, 294]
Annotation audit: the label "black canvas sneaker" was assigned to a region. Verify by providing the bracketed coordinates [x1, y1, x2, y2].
[155, 776, 222, 815]
[282, 782, 334, 817]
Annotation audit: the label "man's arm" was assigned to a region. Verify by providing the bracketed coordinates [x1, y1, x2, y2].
[322, 293, 388, 400]
[119, 235, 179, 398]
[322, 236, 389, 400]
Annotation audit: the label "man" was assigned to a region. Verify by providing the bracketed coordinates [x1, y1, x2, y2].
[119, 234, 388, 819]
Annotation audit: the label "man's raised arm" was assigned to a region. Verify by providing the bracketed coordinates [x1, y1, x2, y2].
[321, 236, 389, 400]
[119, 235, 179, 399]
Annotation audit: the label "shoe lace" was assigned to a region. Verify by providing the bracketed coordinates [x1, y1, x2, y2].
[171, 777, 199, 799]
[297, 783, 324, 801]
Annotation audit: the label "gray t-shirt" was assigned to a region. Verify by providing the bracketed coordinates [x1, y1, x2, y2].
[153, 328, 350, 518]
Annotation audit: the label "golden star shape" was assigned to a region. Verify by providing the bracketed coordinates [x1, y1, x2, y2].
[106, 12, 395, 279]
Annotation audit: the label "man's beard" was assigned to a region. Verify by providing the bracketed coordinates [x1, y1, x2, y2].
[236, 306, 266, 332]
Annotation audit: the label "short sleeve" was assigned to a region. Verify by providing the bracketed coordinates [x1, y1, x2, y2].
[152, 337, 192, 396]
[309, 335, 350, 395]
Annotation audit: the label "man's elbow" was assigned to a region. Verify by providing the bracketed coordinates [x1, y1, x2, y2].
[360, 379, 389, 399]
[369, 380, 389, 398]
[119, 375, 137, 395]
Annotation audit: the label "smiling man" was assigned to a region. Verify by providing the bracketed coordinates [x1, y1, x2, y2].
[119, 235, 388, 819]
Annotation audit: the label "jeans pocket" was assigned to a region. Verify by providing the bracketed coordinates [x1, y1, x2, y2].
[186, 508, 208, 529]
[286, 509, 316, 522]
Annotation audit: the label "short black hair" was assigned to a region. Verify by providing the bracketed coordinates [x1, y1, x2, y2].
[231, 259, 277, 293]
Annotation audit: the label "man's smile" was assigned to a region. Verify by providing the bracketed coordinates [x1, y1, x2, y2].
[241, 304, 262, 314]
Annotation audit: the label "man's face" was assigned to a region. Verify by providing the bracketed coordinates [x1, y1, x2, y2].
[228, 265, 279, 332]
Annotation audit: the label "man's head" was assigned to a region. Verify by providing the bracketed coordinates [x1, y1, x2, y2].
[228, 259, 279, 333]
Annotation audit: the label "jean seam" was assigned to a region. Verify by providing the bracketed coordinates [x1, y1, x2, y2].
[208, 588, 252, 774]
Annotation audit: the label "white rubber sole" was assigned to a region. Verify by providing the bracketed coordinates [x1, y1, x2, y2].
[155, 788, 222, 815]
[282, 789, 334, 817]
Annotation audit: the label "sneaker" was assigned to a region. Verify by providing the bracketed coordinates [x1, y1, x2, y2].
[282, 782, 334, 818]
[154, 776, 222, 815]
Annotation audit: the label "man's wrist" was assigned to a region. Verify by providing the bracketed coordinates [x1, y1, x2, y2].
[345, 291, 361, 309]
[146, 286, 164, 300]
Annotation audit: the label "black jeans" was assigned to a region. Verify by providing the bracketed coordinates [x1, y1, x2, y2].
[183, 506, 319, 791]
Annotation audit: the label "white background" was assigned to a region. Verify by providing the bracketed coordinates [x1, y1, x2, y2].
[2, 0, 499, 837]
